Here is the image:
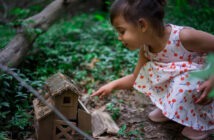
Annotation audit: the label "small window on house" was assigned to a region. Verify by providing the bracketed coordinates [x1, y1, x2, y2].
[63, 96, 71, 104]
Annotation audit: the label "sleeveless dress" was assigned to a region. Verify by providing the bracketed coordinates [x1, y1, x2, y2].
[133, 24, 214, 131]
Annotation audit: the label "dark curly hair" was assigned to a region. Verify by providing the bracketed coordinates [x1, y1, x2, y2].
[110, 0, 167, 36]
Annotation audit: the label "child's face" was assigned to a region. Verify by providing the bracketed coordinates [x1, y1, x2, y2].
[112, 15, 144, 50]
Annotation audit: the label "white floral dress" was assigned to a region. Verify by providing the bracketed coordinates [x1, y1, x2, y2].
[133, 24, 214, 131]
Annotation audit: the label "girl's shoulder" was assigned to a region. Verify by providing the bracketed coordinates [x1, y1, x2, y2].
[168, 24, 199, 52]
[169, 24, 196, 46]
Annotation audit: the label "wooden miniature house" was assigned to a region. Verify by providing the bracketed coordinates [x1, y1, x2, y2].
[33, 72, 91, 140]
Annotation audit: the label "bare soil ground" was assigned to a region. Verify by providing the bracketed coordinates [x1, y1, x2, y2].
[81, 89, 214, 140]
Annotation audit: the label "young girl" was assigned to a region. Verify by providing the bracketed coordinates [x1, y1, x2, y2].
[91, 0, 214, 139]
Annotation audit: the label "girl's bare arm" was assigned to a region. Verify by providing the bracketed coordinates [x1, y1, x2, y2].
[180, 28, 214, 53]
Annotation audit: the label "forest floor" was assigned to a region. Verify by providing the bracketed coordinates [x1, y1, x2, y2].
[81, 88, 214, 140]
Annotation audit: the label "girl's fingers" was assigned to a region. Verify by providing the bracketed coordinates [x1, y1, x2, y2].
[196, 88, 209, 104]
[198, 82, 206, 92]
[91, 89, 102, 97]
[195, 83, 206, 103]
[100, 92, 106, 99]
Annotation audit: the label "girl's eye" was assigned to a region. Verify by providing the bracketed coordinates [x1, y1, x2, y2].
[119, 30, 125, 35]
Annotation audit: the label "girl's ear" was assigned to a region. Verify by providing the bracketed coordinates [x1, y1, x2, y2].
[138, 18, 148, 32]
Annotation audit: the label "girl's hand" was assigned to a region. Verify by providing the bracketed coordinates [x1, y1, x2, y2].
[195, 76, 214, 105]
[91, 83, 114, 99]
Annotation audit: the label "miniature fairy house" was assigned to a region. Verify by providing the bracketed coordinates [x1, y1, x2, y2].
[33, 72, 91, 140]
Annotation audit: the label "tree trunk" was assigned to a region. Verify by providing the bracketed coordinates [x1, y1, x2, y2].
[0, 0, 78, 67]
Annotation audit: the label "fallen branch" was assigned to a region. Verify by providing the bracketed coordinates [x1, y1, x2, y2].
[0, 0, 78, 67]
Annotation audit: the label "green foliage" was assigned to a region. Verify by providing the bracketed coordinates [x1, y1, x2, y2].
[0, 132, 9, 140]
[0, 25, 16, 49]
[10, 8, 31, 19]
[165, 0, 214, 34]
[118, 124, 144, 138]
[0, 71, 34, 139]
[106, 103, 120, 121]
[118, 124, 127, 136]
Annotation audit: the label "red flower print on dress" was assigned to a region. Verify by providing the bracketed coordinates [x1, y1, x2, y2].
[184, 96, 187, 102]
[140, 75, 144, 79]
[182, 63, 186, 67]
[208, 121, 214, 125]
[169, 76, 174, 80]
[176, 40, 180, 47]
[172, 99, 176, 103]
[191, 109, 194, 113]
[176, 115, 180, 119]
[168, 41, 171, 45]
[179, 89, 183, 93]
[179, 70, 184, 74]
[192, 95, 197, 102]
[167, 93, 170, 98]
[188, 61, 192, 65]
[186, 82, 190, 86]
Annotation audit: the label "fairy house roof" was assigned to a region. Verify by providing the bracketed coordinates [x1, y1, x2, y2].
[46, 72, 81, 97]
[33, 97, 54, 120]
[33, 72, 82, 120]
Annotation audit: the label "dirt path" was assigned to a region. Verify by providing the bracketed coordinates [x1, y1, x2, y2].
[82, 89, 214, 140]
